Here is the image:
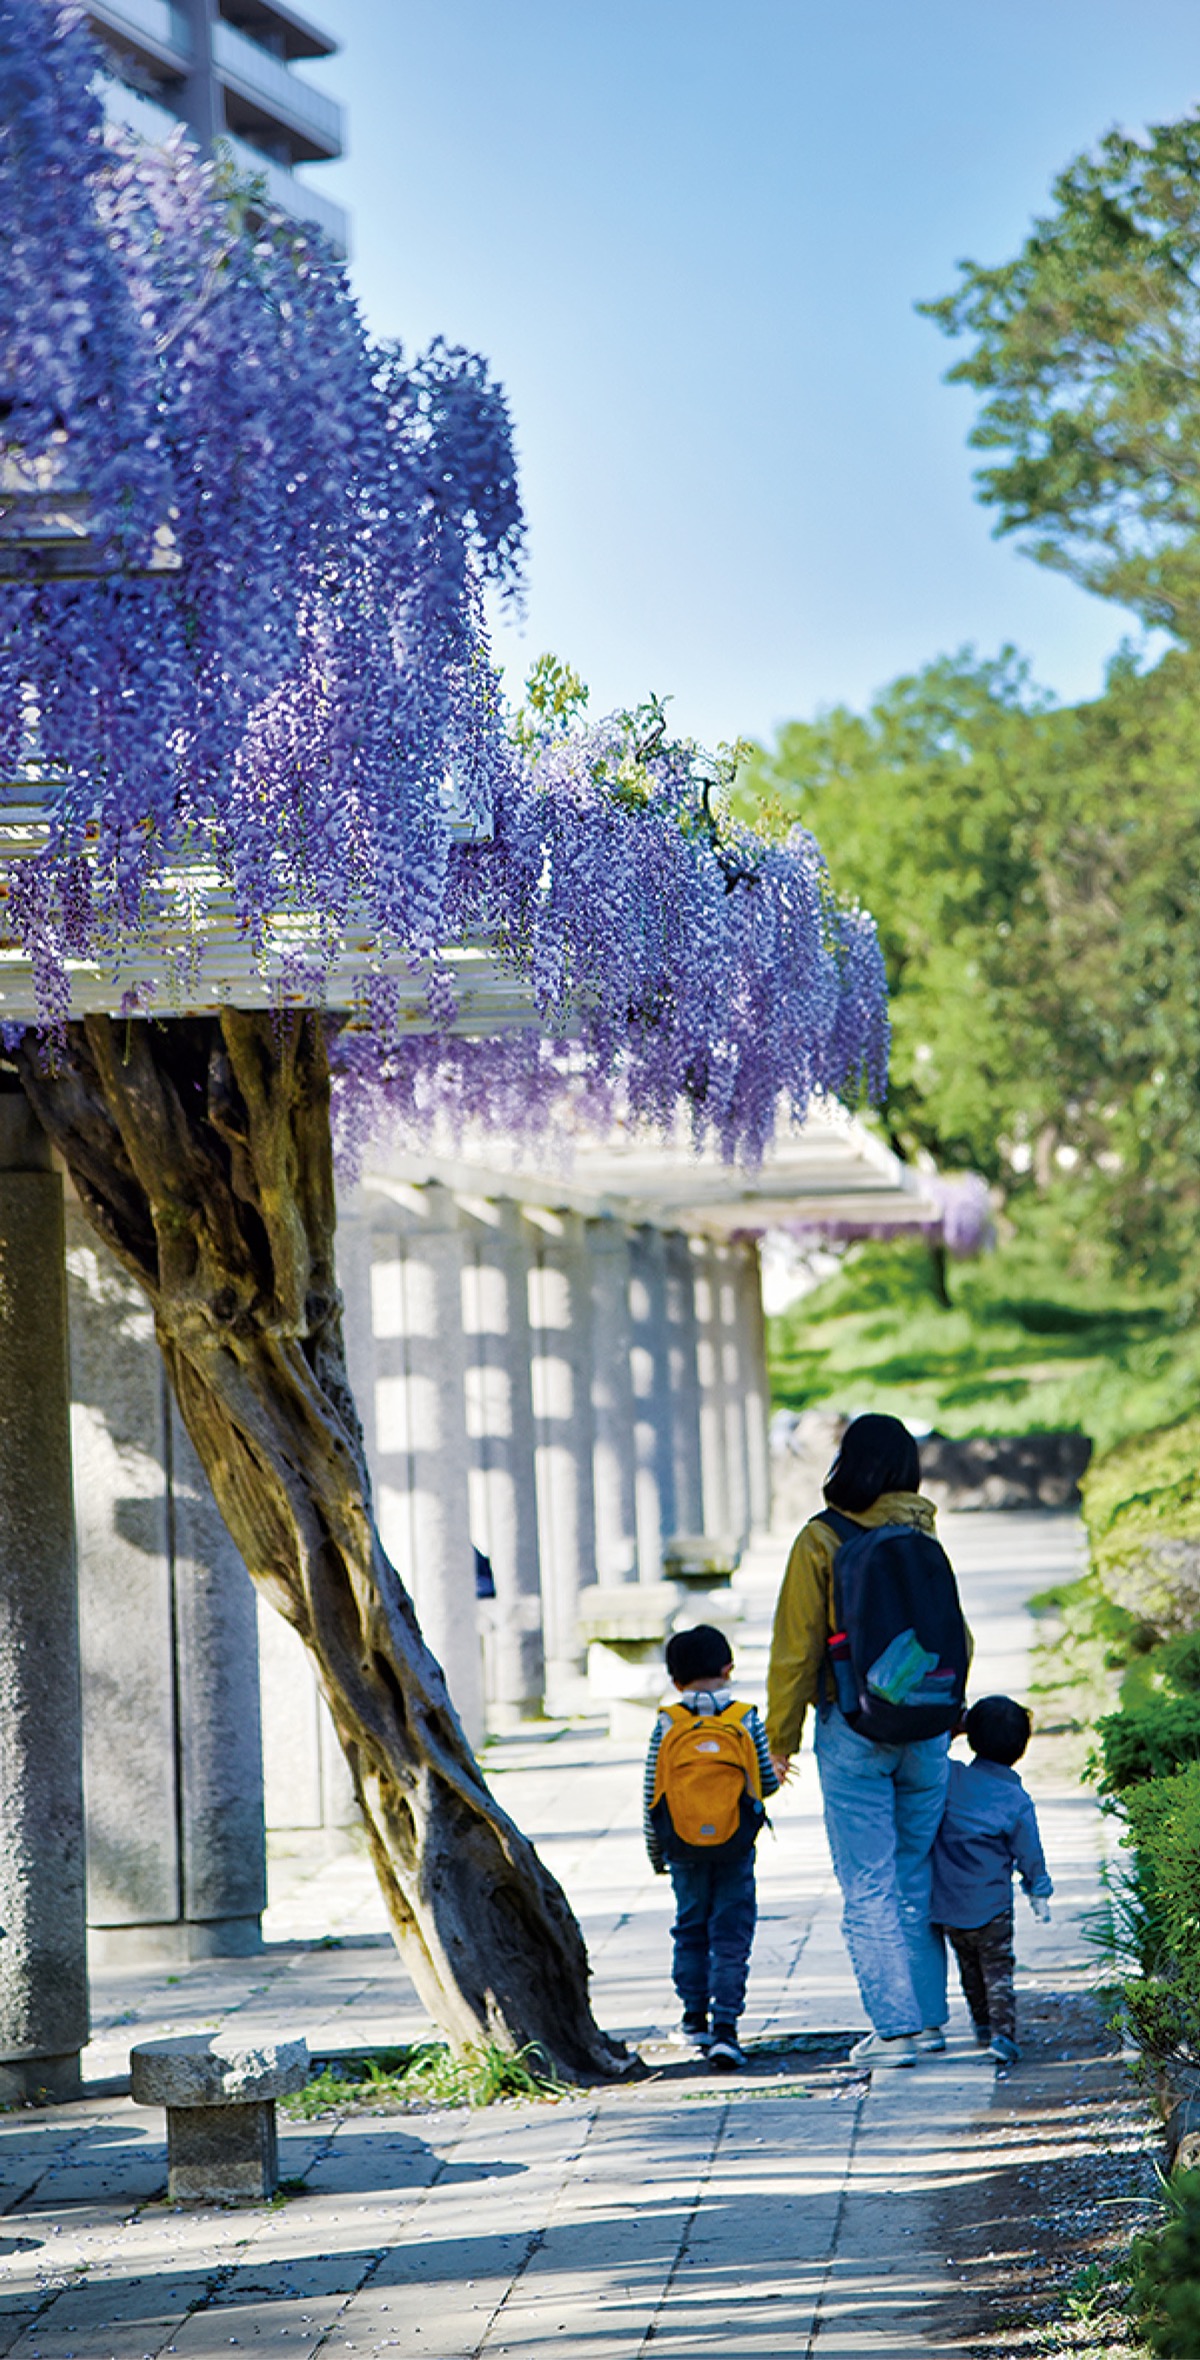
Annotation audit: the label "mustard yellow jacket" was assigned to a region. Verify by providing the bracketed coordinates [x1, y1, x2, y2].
[764, 1490, 941, 1759]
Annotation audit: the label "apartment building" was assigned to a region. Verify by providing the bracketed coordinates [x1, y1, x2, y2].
[83, 0, 349, 256]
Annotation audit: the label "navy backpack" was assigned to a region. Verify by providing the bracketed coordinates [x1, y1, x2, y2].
[821, 1508, 968, 1743]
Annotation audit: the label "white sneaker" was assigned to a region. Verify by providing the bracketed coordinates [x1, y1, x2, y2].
[849, 2031, 917, 2069]
[915, 2027, 946, 2053]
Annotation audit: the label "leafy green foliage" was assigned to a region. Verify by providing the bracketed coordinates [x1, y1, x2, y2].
[1080, 1419, 1200, 1644]
[1108, 1766, 1200, 2069]
[1095, 1697, 1200, 1794]
[922, 113, 1200, 637]
[281, 2041, 565, 2119]
[768, 1226, 1200, 1456]
[510, 652, 590, 752]
[1132, 2171, 1200, 2355]
[740, 642, 1200, 1293]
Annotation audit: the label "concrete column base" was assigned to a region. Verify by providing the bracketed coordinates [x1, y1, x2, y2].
[89, 1915, 263, 1966]
[0, 2053, 82, 2106]
[166, 2099, 278, 2203]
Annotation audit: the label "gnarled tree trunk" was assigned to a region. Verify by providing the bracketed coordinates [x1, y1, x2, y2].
[16, 1010, 626, 2081]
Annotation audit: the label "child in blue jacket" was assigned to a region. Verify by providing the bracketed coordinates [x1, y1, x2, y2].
[931, 1694, 1052, 2065]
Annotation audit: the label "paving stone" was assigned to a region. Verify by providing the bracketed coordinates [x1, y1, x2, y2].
[0, 1511, 1108, 2359]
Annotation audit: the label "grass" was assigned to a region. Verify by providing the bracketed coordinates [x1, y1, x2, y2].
[768, 1220, 1200, 1456]
[280, 2040, 566, 2118]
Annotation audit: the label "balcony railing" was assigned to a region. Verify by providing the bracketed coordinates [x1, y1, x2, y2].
[212, 18, 343, 156]
[99, 71, 187, 148]
[224, 134, 350, 256]
[85, 0, 191, 67]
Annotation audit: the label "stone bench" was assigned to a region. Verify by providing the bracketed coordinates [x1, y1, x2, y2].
[130, 2034, 309, 2203]
[576, 1575, 747, 1738]
[661, 1532, 743, 1590]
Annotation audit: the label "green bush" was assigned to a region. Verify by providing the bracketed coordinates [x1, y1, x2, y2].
[1095, 1694, 1200, 1793]
[1116, 1764, 1200, 2063]
[1083, 1416, 1200, 1640]
[1094, 1632, 1200, 1792]
[1131, 2170, 1200, 2356]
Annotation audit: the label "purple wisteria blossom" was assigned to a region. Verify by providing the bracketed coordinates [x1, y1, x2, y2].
[2, 0, 890, 1167]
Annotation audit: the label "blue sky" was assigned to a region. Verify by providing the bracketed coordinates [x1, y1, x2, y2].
[306, 2, 1200, 746]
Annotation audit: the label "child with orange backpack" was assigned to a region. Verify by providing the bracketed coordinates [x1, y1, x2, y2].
[645, 1624, 779, 2070]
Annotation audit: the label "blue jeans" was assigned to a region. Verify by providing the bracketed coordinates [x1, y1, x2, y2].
[668, 1849, 757, 2025]
[814, 1704, 949, 2037]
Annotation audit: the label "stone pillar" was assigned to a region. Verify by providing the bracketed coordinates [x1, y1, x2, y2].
[587, 1218, 638, 1587]
[736, 1239, 772, 1534]
[629, 1226, 676, 1581]
[68, 1210, 267, 1962]
[527, 1208, 596, 1710]
[664, 1229, 704, 1535]
[370, 1183, 483, 1748]
[169, 1407, 268, 1949]
[0, 1089, 87, 2100]
[692, 1237, 731, 1543]
[257, 1598, 356, 1834]
[461, 1197, 545, 1727]
[716, 1241, 751, 1548]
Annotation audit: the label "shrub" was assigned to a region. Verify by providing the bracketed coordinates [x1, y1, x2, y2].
[1083, 1417, 1200, 1640]
[1117, 1764, 1200, 2063]
[1131, 2170, 1200, 2356]
[1095, 1693, 1200, 1793]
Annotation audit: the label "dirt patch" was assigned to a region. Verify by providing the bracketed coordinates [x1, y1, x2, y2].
[931, 1989, 1161, 2356]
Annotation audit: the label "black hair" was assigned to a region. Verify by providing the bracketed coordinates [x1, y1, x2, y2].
[666, 1624, 733, 1685]
[823, 1412, 921, 1514]
[965, 1695, 1031, 1766]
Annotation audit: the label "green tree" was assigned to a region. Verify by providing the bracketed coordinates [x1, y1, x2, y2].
[738, 643, 1200, 1292]
[921, 112, 1200, 638]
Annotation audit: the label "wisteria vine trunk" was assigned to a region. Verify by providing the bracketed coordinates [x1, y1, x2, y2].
[16, 1010, 626, 2082]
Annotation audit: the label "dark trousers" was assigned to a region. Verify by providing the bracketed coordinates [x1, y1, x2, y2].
[668, 1849, 757, 2025]
[942, 1907, 1016, 2043]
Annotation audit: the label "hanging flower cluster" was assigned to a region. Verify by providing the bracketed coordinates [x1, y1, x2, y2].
[0, 0, 166, 552]
[332, 703, 888, 1167]
[779, 1169, 994, 1257]
[1, 0, 889, 1164]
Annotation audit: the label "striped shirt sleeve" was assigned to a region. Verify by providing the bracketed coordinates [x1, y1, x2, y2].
[748, 1706, 780, 1799]
[643, 1714, 668, 1870]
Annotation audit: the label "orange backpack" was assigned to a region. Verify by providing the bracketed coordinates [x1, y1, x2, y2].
[650, 1700, 765, 1860]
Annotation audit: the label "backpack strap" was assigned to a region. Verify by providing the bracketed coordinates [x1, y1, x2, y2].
[818, 1508, 861, 1547]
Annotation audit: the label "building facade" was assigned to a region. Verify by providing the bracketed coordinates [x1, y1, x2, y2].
[83, 0, 348, 255]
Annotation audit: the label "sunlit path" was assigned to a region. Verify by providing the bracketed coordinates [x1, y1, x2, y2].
[0, 1510, 1117, 2357]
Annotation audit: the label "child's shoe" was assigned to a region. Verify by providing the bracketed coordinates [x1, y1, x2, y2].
[849, 2031, 917, 2069]
[707, 2023, 745, 2071]
[988, 2033, 1019, 2065]
[915, 2026, 946, 2053]
[681, 2012, 712, 2051]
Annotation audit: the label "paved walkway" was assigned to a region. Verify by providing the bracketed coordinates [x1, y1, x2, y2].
[0, 1512, 1108, 2357]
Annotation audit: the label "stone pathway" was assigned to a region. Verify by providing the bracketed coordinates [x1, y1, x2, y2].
[0, 1511, 1112, 2357]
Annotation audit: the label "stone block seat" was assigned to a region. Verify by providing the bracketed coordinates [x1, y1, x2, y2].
[661, 1533, 743, 1591]
[577, 1572, 747, 1739]
[130, 2033, 309, 2203]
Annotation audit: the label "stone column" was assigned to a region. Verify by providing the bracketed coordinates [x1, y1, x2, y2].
[369, 1183, 483, 1748]
[257, 1598, 356, 1834]
[0, 1089, 87, 2100]
[629, 1226, 677, 1581]
[664, 1229, 704, 1536]
[736, 1239, 772, 1534]
[68, 1210, 267, 1962]
[169, 1407, 267, 1949]
[692, 1236, 731, 1543]
[716, 1241, 751, 1548]
[461, 1197, 545, 1727]
[527, 1208, 596, 1710]
[587, 1218, 638, 1587]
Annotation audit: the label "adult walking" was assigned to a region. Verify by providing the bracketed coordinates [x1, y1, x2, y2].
[766, 1413, 968, 2068]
